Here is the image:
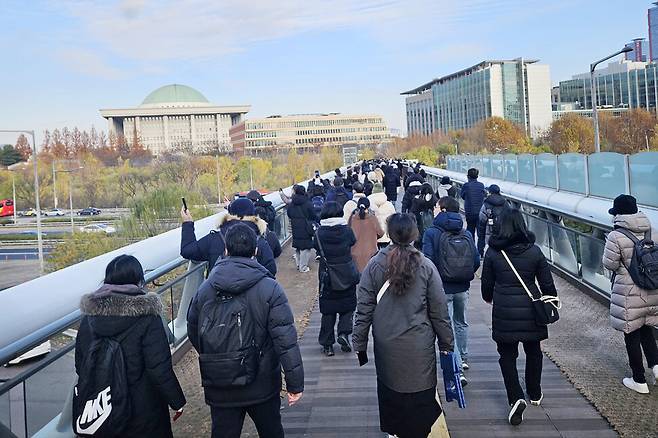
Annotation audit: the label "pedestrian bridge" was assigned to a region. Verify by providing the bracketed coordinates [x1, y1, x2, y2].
[1, 156, 658, 437]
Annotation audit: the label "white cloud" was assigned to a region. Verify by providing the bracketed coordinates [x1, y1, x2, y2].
[55, 48, 126, 79]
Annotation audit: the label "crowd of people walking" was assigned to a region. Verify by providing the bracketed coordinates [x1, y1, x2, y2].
[71, 159, 658, 438]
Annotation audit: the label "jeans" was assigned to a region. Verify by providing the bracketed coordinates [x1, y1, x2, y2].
[624, 325, 658, 384]
[446, 291, 469, 368]
[496, 341, 543, 405]
[295, 249, 312, 271]
[465, 215, 479, 241]
[319, 311, 353, 346]
[210, 395, 283, 438]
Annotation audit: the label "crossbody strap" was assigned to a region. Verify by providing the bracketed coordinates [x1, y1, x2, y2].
[314, 230, 327, 262]
[501, 250, 537, 302]
[376, 280, 390, 303]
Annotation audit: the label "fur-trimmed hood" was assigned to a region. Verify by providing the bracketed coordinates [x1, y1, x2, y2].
[217, 212, 267, 235]
[80, 283, 163, 317]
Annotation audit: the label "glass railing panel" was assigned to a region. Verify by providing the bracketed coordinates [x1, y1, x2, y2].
[25, 347, 76, 436]
[0, 390, 10, 435]
[504, 154, 518, 182]
[588, 152, 626, 200]
[557, 153, 586, 194]
[481, 156, 491, 177]
[579, 234, 611, 296]
[518, 154, 535, 185]
[535, 153, 557, 189]
[548, 223, 579, 275]
[524, 213, 551, 259]
[492, 155, 504, 179]
[629, 151, 658, 208]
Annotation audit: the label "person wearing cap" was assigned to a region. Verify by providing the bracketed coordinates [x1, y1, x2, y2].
[436, 176, 457, 198]
[477, 184, 510, 257]
[401, 180, 423, 214]
[602, 194, 658, 394]
[180, 197, 277, 277]
[246, 190, 277, 232]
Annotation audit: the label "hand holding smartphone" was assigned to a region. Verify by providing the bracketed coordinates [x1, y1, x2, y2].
[181, 197, 188, 212]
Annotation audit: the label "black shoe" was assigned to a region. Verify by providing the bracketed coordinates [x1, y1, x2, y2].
[508, 399, 527, 426]
[337, 334, 352, 352]
[323, 345, 335, 356]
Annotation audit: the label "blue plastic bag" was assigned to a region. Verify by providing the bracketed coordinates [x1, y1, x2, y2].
[439, 352, 466, 408]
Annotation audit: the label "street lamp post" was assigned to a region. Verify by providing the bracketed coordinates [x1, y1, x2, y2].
[52, 160, 58, 209]
[54, 164, 83, 234]
[0, 129, 44, 273]
[591, 46, 634, 153]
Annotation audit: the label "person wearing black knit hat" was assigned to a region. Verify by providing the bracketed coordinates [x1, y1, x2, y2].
[603, 194, 658, 394]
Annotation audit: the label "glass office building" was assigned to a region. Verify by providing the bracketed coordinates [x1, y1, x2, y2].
[558, 60, 658, 111]
[403, 59, 552, 138]
[649, 2, 658, 61]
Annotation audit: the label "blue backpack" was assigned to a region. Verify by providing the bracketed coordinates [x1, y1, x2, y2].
[311, 195, 325, 216]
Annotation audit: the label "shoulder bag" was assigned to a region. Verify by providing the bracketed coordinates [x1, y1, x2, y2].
[315, 230, 360, 291]
[501, 250, 561, 326]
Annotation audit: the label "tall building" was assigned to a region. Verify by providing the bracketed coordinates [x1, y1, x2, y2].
[558, 60, 658, 111]
[402, 59, 552, 138]
[229, 113, 390, 155]
[625, 38, 648, 62]
[99, 84, 250, 155]
[649, 2, 658, 61]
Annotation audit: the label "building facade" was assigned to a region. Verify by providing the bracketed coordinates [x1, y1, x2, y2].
[229, 113, 390, 155]
[558, 60, 658, 111]
[402, 59, 552, 138]
[649, 2, 658, 61]
[625, 38, 648, 62]
[99, 84, 250, 155]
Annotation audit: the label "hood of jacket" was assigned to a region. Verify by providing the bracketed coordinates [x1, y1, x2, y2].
[434, 211, 463, 232]
[209, 256, 271, 295]
[488, 231, 536, 254]
[352, 192, 367, 201]
[81, 283, 162, 317]
[439, 183, 453, 191]
[218, 212, 267, 235]
[291, 193, 308, 206]
[368, 192, 388, 207]
[613, 212, 652, 234]
[320, 217, 347, 227]
[484, 193, 507, 208]
[406, 185, 421, 196]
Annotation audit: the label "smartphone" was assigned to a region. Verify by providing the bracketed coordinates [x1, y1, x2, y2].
[181, 197, 188, 212]
[278, 188, 283, 192]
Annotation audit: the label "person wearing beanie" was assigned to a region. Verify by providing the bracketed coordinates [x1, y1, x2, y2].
[247, 190, 277, 232]
[476, 184, 510, 257]
[180, 198, 277, 277]
[401, 180, 423, 214]
[437, 176, 457, 198]
[602, 194, 658, 394]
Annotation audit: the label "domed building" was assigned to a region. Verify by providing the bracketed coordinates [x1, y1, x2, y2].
[100, 84, 250, 155]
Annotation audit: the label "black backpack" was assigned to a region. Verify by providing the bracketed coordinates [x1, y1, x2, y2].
[72, 320, 143, 437]
[311, 195, 325, 216]
[617, 228, 658, 290]
[417, 210, 434, 239]
[197, 291, 262, 389]
[434, 228, 475, 283]
[485, 204, 507, 234]
[334, 191, 349, 209]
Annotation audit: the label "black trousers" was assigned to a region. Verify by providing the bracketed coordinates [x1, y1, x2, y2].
[318, 311, 353, 347]
[210, 395, 283, 438]
[496, 341, 543, 404]
[465, 215, 479, 241]
[624, 325, 658, 384]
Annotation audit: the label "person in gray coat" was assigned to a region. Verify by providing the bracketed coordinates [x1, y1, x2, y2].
[353, 213, 454, 438]
[602, 194, 658, 394]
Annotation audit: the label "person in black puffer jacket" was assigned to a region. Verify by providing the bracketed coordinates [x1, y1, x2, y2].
[287, 185, 318, 273]
[247, 190, 277, 232]
[187, 225, 304, 438]
[461, 168, 486, 240]
[382, 166, 401, 204]
[481, 208, 557, 426]
[477, 184, 510, 256]
[75, 255, 185, 438]
[401, 180, 422, 213]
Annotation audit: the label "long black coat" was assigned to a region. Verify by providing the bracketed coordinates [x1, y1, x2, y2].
[187, 257, 304, 407]
[287, 194, 317, 250]
[315, 222, 358, 315]
[76, 284, 185, 438]
[382, 171, 400, 200]
[481, 232, 557, 343]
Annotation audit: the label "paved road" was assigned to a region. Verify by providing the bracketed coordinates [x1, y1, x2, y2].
[0, 248, 52, 261]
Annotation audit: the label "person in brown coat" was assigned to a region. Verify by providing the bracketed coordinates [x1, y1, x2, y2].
[349, 197, 384, 272]
[602, 194, 658, 394]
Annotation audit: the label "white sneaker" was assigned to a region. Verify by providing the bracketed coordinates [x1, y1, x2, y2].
[622, 377, 649, 394]
[461, 362, 470, 371]
[508, 399, 527, 426]
[653, 365, 658, 383]
[530, 393, 543, 406]
[299, 266, 310, 273]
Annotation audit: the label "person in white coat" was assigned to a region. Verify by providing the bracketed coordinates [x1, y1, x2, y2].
[368, 191, 396, 249]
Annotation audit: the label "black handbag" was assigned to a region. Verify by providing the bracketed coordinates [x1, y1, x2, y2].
[501, 250, 561, 326]
[315, 230, 360, 291]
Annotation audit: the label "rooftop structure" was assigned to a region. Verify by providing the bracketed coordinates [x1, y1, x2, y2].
[99, 84, 250, 155]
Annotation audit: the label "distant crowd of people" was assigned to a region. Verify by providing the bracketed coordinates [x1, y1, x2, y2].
[71, 159, 658, 438]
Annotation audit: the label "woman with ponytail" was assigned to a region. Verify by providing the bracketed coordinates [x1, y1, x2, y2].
[349, 197, 384, 273]
[353, 214, 454, 438]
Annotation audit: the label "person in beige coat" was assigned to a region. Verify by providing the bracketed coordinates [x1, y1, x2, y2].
[343, 182, 367, 222]
[368, 191, 396, 247]
[349, 197, 384, 272]
[602, 195, 658, 394]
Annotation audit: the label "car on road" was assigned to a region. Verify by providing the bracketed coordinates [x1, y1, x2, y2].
[79, 223, 116, 234]
[44, 208, 66, 217]
[22, 208, 38, 217]
[77, 207, 101, 216]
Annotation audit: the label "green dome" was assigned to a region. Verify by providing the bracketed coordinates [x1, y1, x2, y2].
[141, 84, 209, 106]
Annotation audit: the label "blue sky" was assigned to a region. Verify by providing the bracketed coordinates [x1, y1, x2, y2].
[0, 0, 652, 146]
